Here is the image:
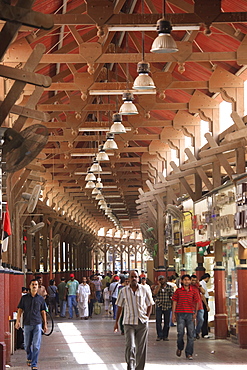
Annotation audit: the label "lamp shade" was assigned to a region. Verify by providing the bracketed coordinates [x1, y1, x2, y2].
[90, 158, 102, 172]
[96, 192, 104, 200]
[96, 177, 103, 189]
[92, 187, 101, 195]
[105, 208, 112, 215]
[85, 168, 96, 181]
[96, 145, 109, 161]
[119, 92, 138, 115]
[133, 61, 156, 90]
[103, 133, 118, 150]
[85, 180, 95, 189]
[150, 19, 178, 53]
[110, 113, 126, 134]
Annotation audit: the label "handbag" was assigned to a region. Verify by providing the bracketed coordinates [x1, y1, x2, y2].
[93, 301, 101, 315]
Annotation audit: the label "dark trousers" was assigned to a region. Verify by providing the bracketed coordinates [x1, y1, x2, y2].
[48, 297, 58, 316]
[112, 297, 117, 319]
[88, 299, 96, 317]
[201, 298, 209, 337]
[156, 307, 171, 339]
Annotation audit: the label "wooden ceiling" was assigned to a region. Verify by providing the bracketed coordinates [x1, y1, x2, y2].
[2, 0, 247, 233]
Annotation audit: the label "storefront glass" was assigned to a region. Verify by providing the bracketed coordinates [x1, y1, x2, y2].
[223, 242, 239, 338]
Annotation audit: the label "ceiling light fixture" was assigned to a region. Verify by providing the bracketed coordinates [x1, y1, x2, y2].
[103, 133, 118, 150]
[119, 92, 138, 115]
[108, 25, 200, 32]
[150, 1, 178, 54]
[85, 168, 96, 181]
[133, 61, 155, 90]
[103, 185, 118, 189]
[96, 144, 109, 161]
[110, 113, 126, 134]
[89, 90, 156, 96]
[85, 180, 95, 189]
[133, 4, 156, 91]
[104, 194, 121, 198]
[96, 177, 103, 189]
[75, 171, 112, 175]
[71, 153, 95, 157]
[79, 127, 110, 132]
[119, 34, 139, 115]
[90, 158, 102, 172]
[96, 192, 104, 200]
[92, 187, 101, 195]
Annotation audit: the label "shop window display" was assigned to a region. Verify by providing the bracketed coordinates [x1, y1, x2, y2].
[223, 243, 239, 338]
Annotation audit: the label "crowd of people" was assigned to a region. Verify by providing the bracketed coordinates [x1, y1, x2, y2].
[15, 270, 212, 370]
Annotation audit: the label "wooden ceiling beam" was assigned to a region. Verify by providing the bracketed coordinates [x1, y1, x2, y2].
[41, 119, 172, 128]
[47, 134, 159, 142]
[42, 158, 142, 165]
[37, 102, 188, 111]
[52, 11, 247, 26]
[42, 147, 149, 154]
[19, 51, 237, 65]
[44, 80, 209, 91]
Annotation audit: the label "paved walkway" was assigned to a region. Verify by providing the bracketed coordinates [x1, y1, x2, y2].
[10, 310, 247, 370]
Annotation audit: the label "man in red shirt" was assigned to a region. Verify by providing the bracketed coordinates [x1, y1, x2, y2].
[172, 274, 199, 360]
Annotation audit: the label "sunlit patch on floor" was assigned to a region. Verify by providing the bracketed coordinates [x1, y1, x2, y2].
[57, 322, 106, 365]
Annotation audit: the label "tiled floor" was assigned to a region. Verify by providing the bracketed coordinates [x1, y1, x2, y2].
[10, 311, 247, 370]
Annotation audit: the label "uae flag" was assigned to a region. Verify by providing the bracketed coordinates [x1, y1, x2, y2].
[2, 204, 11, 253]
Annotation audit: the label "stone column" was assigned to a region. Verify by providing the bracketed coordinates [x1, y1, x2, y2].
[195, 252, 205, 280]
[167, 245, 175, 277]
[214, 240, 227, 339]
[154, 201, 166, 284]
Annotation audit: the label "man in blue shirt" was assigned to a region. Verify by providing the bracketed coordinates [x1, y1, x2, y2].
[15, 278, 47, 370]
[65, 273, 79, 318]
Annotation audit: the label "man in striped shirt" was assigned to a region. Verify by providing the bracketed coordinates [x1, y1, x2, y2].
[172, 274, 199, 360]
[114, 270, 154, 370]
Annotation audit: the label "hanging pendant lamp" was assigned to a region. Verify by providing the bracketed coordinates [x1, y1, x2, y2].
[92, 187, 101, 195]
[150, 19, 178, 53]
[85, 168, 96, 181]
[119, 92, 138, 115]
[96, 144, 109, 161]
[133, 61, 156, 90]
[90, 158, 102, 172]
[98, 199, 107, 206]
[96, 192, 104, 200]
[85, 180, 95, 189]
[110, 113, 126, 134]
[103, 133, 118, 150]
[96, 177, 103, 189]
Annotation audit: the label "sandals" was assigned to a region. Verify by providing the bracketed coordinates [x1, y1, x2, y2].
[27, 361, 38, 370]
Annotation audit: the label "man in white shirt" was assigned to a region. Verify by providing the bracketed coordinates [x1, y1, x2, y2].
[140, 277, 152, 294]
[199, 273, 211, 338]
[109, 276, 120, 319]
[114, 270, 154, 370]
